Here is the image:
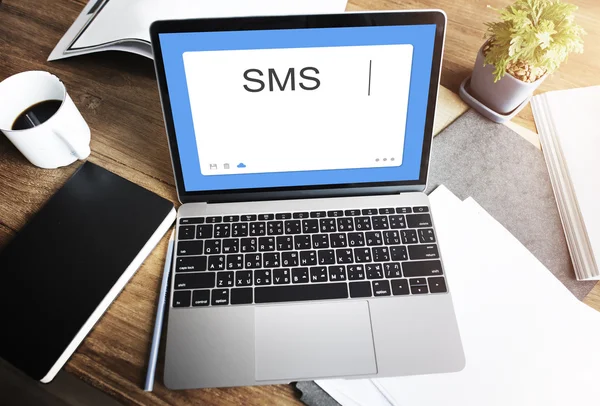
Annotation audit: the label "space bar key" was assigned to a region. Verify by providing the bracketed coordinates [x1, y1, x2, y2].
[255, 283, 349, 304]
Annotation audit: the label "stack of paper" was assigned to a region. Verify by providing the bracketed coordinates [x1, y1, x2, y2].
[316, 185, 600, 406]
[532, 86, 600, 280]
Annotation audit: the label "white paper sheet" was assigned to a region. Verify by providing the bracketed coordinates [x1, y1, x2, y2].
[374, 191, 600, 406]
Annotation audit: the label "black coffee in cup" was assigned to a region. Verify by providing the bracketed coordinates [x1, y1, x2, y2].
[11, 99, 62, 131]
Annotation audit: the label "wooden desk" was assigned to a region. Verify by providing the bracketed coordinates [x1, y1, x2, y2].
[1, 1, 599, 405]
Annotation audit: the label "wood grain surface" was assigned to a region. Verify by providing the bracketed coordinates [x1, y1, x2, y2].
[1, 1, 599, 405]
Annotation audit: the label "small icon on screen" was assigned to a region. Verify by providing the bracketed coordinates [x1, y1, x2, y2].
[210, 163, 217, 170]
[237, 163, 247, 168]
[223, 163, 230, 170]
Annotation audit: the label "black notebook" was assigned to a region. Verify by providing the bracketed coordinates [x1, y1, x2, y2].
[0, 162, 175, 382]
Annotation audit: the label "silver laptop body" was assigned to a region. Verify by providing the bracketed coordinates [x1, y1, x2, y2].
[150, 10, 465, 389]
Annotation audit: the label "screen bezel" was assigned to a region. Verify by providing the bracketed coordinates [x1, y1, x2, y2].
[150, 11, 446, 203]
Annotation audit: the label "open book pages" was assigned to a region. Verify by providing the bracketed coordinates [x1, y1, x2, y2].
[532, 86, 600, 280]
[48, 0, 348, 61]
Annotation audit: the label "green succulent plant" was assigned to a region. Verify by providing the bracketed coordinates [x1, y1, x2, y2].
[484, 0, 585, 83]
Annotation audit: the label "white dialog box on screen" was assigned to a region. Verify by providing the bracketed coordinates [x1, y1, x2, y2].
[183, 44, 413, 176]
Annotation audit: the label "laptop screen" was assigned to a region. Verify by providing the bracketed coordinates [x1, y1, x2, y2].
[158, 23, 438, 193]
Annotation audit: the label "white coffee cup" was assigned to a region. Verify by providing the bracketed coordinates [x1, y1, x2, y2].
[0, 71, 91, 169]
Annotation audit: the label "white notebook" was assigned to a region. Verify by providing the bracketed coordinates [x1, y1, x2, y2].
[532, 86, 600, 280]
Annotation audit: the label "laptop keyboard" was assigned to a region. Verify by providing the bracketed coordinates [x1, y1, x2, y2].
[172, 206, 447, 307]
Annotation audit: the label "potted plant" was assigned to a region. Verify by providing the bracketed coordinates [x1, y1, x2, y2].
[469, 0, 585, 115]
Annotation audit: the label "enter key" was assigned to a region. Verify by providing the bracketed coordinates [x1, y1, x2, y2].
[408, 244, 440, 260]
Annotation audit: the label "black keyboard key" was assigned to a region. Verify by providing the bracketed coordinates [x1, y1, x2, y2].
[410, 285, 429, 294]
[384, 262, 402, 278]
[282, 251, 299, 267]
[347, 232, 365, 247]
[258, 237, 275, 252]
[235, 270, 253, 286]
[362, 208, 378, 215]
[263, 252, 280, 268]
[177, 240, 203, 256]
[379, 208, 395, 214]
[180, 217, 204, 225]
[389, 215, 406, 229]
[222, 215, 239, 222]
[273, 268, 291, 284]
[174, 272, 215, 289]
[372, 246, 390, 262]
[372, 280, 391, 296]
[204, 239, 221, 254]
[192, 290, 210, 306]
[196, 224, 213, 239]
[293, 212, 310, 219]
[366, 263, 384, 279]
[176, 256, 207, 272]
[222, 239, 239, 254]
[216, 271, 234, 287]
[312, 234, 329, 249]
[318, 249, 335, 265]
[245, 253, 262, 269]
[241, 214, 257, 221]
[319, 218, 337, 233]
[428, 277, 448, 293]
[408, 244, 440, 260]
[178, 225, 195, 240]
[258, 213, 274, 221]
[344, 209, 361, 216]
[250, 222, 266, 236]
[349, 281, 372, 298]
[354, 248, 372, 263]
[337, 217, 354, 232]
[207, 255, 225, 271]
[254, 269, 272, 285]
[383, 230, 401, 245]
[285, 220, 302, 234]
[276, 236, 293, 251]
[407, 213, 432, 228]
[294, 235, 311, 250]
[328, 266, 347, 281]
[226, 254, 244, 270]
[231, 288, 253, 305]
[241, 237, 257, 252]
[292, 267, 309, 283]
[390, 246, 408, 261]
[206, 216, 222, 224]
[302, 219, 319, 234]
[276, 212, 292, 220]
[267, 221, 284, 235]
[336, 248, 354, 264]
[371, 216, 389, 230]
[310, 267, 328, 282]
[401, 229, 419, 244]
[232, 222, 248, 237]
[330, 233, 347, 248]
[396, 207, 412, 214]
[214, 224, 230, 238]
[413, 206, 429, 213]
[418, 228, 436, 243]
[173, 291, 191, 307]
[300, 250, 317, 266]
[409, 278, 428, 286]
[365, 231, 383, 246]
[255, 282, 348, 303]
[211, 288, 229, 305]
[391, 279, 409, 295]
[310, 211, 326, 218]
[347, 265, 365, 280]
[327, 210, 344, 217]
[354, 217, 372, 231]
[402, 260, 444, 277]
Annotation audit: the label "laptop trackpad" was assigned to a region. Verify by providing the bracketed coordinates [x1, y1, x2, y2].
[255, 301, 377, 381]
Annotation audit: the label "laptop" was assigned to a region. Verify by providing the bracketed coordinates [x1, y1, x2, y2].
[150, 10, 465, 389]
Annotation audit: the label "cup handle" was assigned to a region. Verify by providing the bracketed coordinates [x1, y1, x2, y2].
[53, 129, 91, 160]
